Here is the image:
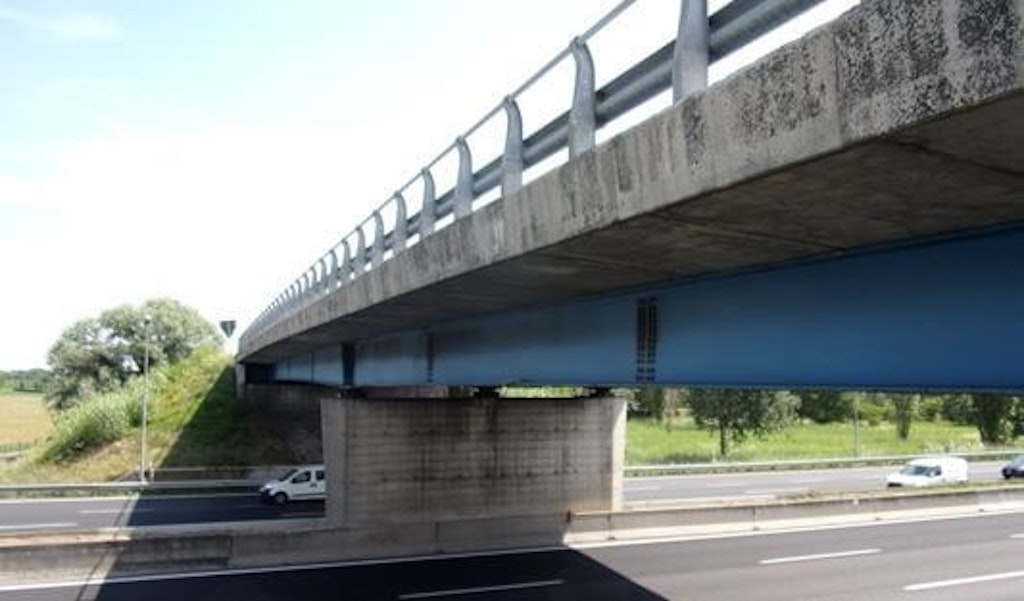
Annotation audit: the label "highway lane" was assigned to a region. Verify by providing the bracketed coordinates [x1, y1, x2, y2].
[0, 494, 325, 531]
[625, 460, 1007, 503]
[0, 461, 1010, 532]
[5, 510, 1024, 600]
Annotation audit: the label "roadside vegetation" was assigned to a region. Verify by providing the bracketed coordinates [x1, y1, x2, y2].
[627, 417, 986, 465]
[0, 298, 288, 483]
[1, 347, 255, 482]
[625, 388, 1023, 464]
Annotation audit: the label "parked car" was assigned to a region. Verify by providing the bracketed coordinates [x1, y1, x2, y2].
[1001, 454, 1024, 479]
[260, 465, 326, 504]
[886, 456, 969, 487]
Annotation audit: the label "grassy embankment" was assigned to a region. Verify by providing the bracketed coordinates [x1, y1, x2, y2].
[0, 348, 286, 483]
[627, 416, 1007, 465]
[0, 392, 54, 453]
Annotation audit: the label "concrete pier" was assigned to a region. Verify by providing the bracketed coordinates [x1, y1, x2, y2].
[320, 394, 625, 526]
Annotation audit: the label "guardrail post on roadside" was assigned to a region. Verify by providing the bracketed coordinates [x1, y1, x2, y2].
[568, 37, 596, 159]
[673, 0, 709, 102]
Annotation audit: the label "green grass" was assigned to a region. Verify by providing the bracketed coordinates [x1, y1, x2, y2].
[0, 392, 54, 450]
[627, 417, 998, 465]
[0, 347, 278, 483]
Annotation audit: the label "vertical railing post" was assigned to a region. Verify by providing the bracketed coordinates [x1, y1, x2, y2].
[355, 226, 368, 276]
[420, 169, 436, 236]
[569, 37, 595, 159]
[501, 97, 524, 196]
[340, 240, 352, 285]
[329, 249, 339, 291]
[317, 258, 328, 295]
[672, 0, 709, 102]
[371, 211, 385, 267]
[392, 193, 408, 253]
[454, 138, 473, 220]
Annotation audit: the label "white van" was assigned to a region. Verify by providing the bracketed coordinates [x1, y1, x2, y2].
[260, 465, 326, 504]
[886, 456, 968, 488]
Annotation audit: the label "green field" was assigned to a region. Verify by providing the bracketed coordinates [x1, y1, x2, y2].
[0, 393, 53, 451]
[627, 417, 998, 465]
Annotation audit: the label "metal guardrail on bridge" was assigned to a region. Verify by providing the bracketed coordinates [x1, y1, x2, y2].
[240, 0, 842, 348]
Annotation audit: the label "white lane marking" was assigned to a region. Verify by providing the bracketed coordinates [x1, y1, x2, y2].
[904, 570, 1024, 591]
[0, 522, 77, 531]
[704, 482, 745, 488]
[79, 508, 154, 515]
[1010, 534, 1024, 539]
[398, 579, 564, 599]
[790, 477, 827, 484]
[744, 487, 808, 495]
[760, 548, 881, 565]
[624, 485, 662, 492]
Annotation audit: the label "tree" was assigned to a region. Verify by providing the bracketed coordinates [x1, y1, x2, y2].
[891, 394, 918, 440]
[630, 388, 667, 418]
[941, 394, 974, 424]
[46, 298, 221, 409]
[684, 388, 798, 458]
[971, 393, 1017, 444]
[796, 391, 853, 424]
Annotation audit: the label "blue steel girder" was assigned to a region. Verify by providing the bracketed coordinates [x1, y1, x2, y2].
[270, 226, 1024, 393]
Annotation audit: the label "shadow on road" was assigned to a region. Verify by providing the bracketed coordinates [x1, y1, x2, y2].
[85, 547, 666, 600]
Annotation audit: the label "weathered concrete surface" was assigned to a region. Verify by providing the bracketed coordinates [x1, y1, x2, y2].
[240, 0, 1024, 363]
[243, 384, 325, 464]
[321, 395, 626, 526]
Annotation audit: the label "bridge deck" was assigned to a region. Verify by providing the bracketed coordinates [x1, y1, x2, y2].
[241, 0, 1023, 364]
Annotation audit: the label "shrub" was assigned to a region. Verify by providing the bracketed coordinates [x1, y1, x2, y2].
[858, 402, 886, 427]
[39, 369, 165, 462]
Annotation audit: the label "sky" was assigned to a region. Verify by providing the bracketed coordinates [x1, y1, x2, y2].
[0, 0, 858, 369]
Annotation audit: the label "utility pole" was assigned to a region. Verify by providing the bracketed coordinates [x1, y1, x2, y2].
[140, 315, 151, 483]
[853, 394, 861, 458]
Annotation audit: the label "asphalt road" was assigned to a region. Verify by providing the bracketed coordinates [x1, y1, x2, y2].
[0, 494, 325, 531]
[5, 510, 1024, 600]
[0, 462, 1010, 532]
[625, 460, 1006, 504]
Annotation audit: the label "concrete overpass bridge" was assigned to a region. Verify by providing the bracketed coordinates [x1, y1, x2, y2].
[234, 0, 1024, 538]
